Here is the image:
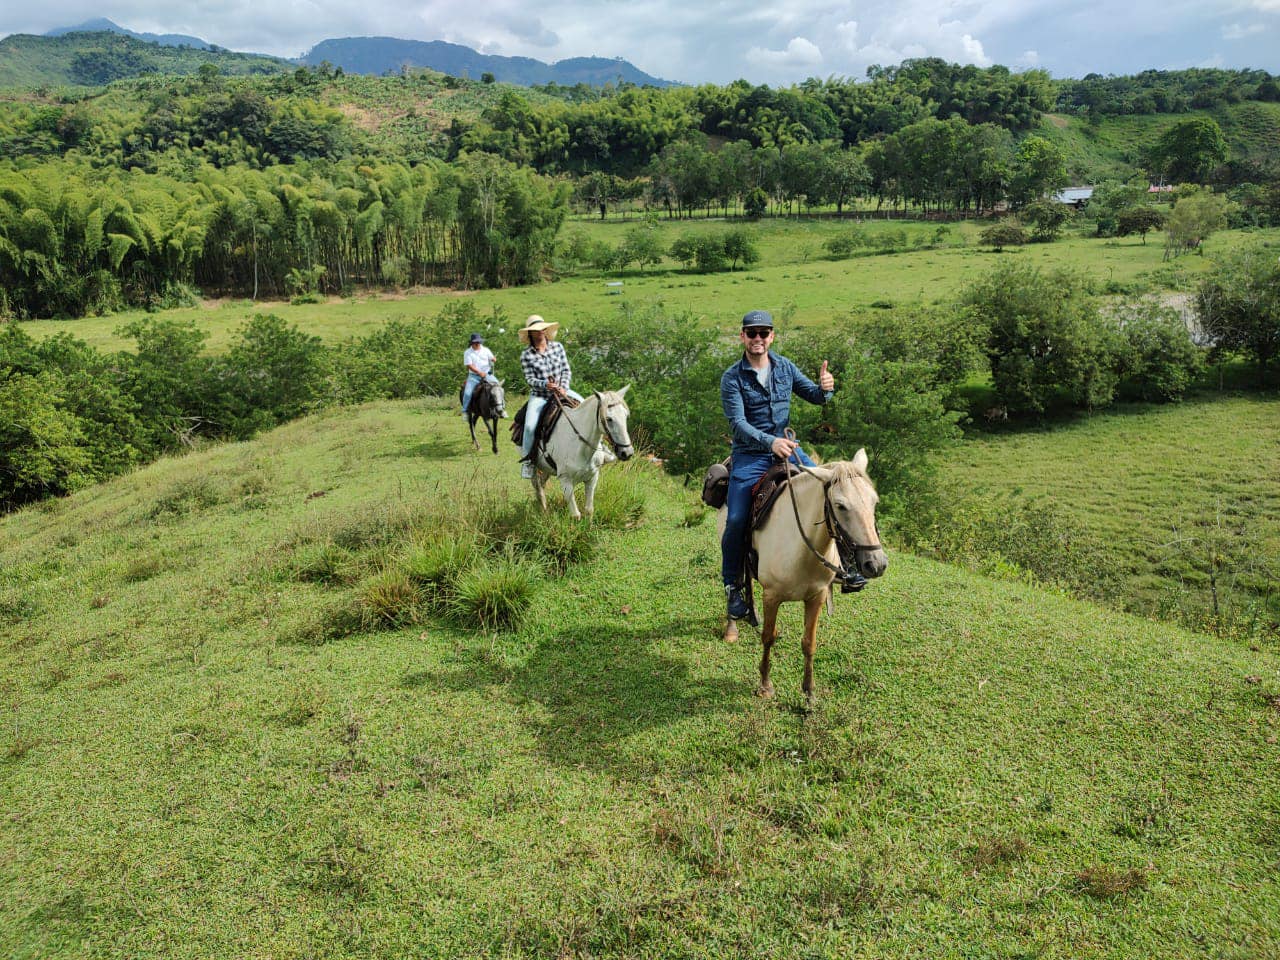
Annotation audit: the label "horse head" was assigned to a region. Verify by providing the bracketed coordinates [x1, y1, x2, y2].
[800, 448, 888, 580]
[596, 385, 634, 461]
[488, 379, 507, 419]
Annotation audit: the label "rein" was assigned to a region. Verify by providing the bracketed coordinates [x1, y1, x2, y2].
[780, 431, 881, 586]
[552, 392, 626, 453]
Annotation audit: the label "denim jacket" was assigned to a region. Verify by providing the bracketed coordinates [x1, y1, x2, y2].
[720, 351, 832, 457]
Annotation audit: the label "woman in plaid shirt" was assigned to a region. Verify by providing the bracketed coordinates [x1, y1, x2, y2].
[518, 315, 584, 478]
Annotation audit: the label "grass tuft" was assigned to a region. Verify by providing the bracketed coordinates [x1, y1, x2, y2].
[451, 550, 540, 631]
[151, 476, 223, 518]
[358, 569, 421, 628]
[964, 834, 1031, 871]
[290, 541, 355, 584]
[1075, 865, 1150, 899]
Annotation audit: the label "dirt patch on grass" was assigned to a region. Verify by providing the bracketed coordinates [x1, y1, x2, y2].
[1045, 114, 1071, 129]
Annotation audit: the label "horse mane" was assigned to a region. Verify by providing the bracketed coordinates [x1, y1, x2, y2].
[826, 460, 867, 483]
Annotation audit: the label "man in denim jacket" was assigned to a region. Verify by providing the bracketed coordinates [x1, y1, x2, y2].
[720, 309, 836, 620]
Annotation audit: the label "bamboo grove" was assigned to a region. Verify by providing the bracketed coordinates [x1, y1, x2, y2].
[0, 154, 568, 318]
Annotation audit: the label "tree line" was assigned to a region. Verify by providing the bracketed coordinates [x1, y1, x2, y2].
[0, 154, 567, 318]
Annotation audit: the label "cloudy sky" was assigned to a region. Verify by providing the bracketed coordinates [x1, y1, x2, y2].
[2, 1, 1277, 85]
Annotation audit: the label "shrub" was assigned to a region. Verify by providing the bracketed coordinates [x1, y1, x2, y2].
[1195, 243, 1280, 381]
[961, 261, 1122, 415]
[980, 221, 1029, 250]
[722, 228, 760, 270]
[693, 235, 727, 273]
[1021, 199, 1071, 242]
[1114, 303, 1204, 401]
[510, 510, 598, 571]
[216, 314, 328, 438]
[823, 234, 859, 259]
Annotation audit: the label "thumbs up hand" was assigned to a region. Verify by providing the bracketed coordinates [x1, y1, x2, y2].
[818, 359, 834, 392]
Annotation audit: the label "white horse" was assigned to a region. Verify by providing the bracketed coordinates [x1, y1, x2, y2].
[530, 388, 634, 518]
[719, 449, 888, 702]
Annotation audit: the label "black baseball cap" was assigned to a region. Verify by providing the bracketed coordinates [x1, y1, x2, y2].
[469, 332, 483, 344]
[741, 310, 773, 329]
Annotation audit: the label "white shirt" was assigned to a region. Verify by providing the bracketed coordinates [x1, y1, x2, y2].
[464, 345, 496, 375]
[753, 358, 771, 390]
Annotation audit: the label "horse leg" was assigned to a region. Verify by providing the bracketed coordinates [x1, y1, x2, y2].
[533, 471, 548, 511]
[488, 417, 498, 455]
[800, 592, 824, 706]
[582, 467, 600, 517]
[757, 591, 780, 698]
[559, 476, 582, 519]
[723, 616, 739, 644]
[468, 415, 479, 450]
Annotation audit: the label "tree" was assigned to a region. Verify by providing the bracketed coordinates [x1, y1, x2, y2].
[1116, 206, 1166, 243]
[722, 228, 760, 270]
[1021, 198, 1071, 242]
[962, 261, 1121, 414]
[619, 222, 665, 270]
[1195, 245, 1280, 381]
[1148, 116, 1228, 184]
[1164, 186, 1229, 257]
[1008, 135, 1067, 206]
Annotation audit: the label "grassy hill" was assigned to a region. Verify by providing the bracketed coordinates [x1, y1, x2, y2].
[2, 399, 1278, 957]
[941, 392, 1280, 633]
[1038, 102, 1280, 183]
[0, 31, 289, 87]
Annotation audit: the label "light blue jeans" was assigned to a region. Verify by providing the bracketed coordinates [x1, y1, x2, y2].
[521, 390, 584, 458]
[462, 372, 499, 413]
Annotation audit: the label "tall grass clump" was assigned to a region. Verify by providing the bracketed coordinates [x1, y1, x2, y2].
[589, 464, 648, 530]
[451, 550, 541, 631]
[357, 568, 421, 628]
[402, 535, 483, 608]
[290, 541, 355, 584]
[509, 510, 598, 572]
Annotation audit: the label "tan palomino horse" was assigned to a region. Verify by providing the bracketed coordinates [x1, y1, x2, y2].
[719, 449, 888, 702]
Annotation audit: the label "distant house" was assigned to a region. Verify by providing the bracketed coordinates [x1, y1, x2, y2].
[1053, 187, 1094, 208]
[1148, 184, 1175, 195]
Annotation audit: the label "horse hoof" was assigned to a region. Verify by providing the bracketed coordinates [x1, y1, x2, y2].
[756, 684, 775, 699]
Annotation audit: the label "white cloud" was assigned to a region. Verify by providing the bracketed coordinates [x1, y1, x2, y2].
[1222, 22, 1266, 40]
[1016, 49, 1040, 66]
[746, 36, 824, 68]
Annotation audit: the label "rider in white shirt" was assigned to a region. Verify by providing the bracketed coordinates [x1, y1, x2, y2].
[461, 332, 499, 416]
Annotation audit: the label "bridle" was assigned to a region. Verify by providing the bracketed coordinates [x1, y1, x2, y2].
[780, 434, 882, 587]
[552, 392, 629, 453]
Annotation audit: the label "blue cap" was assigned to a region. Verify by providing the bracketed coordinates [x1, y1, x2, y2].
[469, 332, 483, 344]
[741, 309, 773, 329]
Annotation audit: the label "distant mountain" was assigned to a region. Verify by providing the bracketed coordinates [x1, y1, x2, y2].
[46, 17, 213, 51]
[300, 37, 677, 87]
[0, 31, 289, 87]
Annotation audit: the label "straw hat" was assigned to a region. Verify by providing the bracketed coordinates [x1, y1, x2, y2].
[518, 315, 559, 345]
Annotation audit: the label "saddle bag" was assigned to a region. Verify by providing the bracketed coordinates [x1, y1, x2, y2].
[701, 457, 731, 509]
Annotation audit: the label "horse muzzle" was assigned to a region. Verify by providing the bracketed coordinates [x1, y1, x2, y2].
[616, 445, 634, 461]
[859, 549, 888, 578]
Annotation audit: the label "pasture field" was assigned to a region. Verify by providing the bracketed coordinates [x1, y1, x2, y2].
[940, 392, 1280, 632]
[2, 400, 1279, 958]
[16, 218, 1237, 353]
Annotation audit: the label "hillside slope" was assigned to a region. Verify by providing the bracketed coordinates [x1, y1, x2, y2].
[1038, 101, 1280, 182]
[2, 400, 1278, 957]
[0, 31, 289, 87]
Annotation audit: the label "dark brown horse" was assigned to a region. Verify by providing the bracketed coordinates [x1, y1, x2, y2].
[462, 379, 507, 454]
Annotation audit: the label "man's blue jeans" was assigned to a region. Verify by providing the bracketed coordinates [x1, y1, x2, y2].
[461, 372, 498, 413]
[720, 447, 815, 587]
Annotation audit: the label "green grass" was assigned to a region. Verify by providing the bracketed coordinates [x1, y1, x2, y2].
[2, 399, 1278, 957]
[18, 219, 1250, 352]
[941, 391, 1280, 632]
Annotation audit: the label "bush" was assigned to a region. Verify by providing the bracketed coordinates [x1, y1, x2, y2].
[722, 228, 760, 270]
[961, 261, 1122, 415]
[1195, 243, 1280, 381]
[358, 569, 421, 628]
[980, 221, 1029, 250]
[823, 233, 861, 259]
[1114, 303, 1204, 401]
[573, 303, 734, 476]
[216, 314, 327, 438]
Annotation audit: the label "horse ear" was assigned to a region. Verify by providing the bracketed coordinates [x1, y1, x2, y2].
[852, 448, 868, 472]
[618, 384, 630, 397]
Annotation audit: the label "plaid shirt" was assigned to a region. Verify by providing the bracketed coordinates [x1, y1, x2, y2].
[520, 342, 572, 398]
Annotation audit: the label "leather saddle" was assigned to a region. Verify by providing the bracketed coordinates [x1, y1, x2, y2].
[510, 396, 579, 466]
